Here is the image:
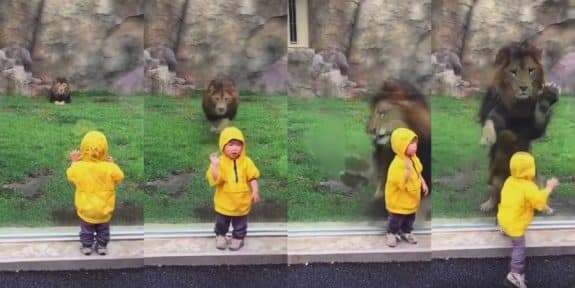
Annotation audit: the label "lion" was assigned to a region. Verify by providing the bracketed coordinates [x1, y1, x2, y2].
[201, 78, 239, 133]
[367, 79, 431, 201]
[49, 77, 72, 105]
[478, 42, 559, 211]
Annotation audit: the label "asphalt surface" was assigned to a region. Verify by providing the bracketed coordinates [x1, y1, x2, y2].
[0, 256, 572, 288]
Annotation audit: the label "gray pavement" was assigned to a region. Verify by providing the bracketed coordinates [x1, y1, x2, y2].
[1, 256, 572, 287]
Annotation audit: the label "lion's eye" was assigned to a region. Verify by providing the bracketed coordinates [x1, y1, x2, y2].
[379, 112, 385, 119]
[528, 68, 535, 75]
[510, 70, 517, 76]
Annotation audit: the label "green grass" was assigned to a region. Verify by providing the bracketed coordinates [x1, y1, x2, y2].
[431, 95, 575, 218]
[4, 91, 570, 226]
[0, 92, 144, 227]
[287, 97, 379, 222]
[143, 92, 288, 223]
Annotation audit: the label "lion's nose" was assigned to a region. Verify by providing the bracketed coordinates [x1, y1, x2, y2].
[519, 86, 528, 92]
[217, 107, 225, 113]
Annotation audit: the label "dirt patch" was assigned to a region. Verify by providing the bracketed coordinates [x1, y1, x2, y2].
[113, 136, 130, 146]
[51, 201, 143, 225]
[193, 201, 287, 222]
[92, 96, 119, 103]
[315, 179, 358, 198]
[146, 170, 195, 199]
[51, 114, 81, 125]
[433, 164, 480, 195]
[1, 171, 51, 200]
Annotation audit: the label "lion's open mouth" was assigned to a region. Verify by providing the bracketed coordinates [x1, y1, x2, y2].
[374, 129, 392, 146]
[515, 93, 530, 100]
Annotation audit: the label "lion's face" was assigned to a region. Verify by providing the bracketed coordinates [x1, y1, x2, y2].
[503, 57, 542, 100]
[494, 43, 544, 101]
[210, 91, 234, 116]
[368, 101, 409, 146]
[52, 80, 69, 95]
[203, 79, 238, 118]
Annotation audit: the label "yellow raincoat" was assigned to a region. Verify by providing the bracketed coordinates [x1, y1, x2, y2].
[385, 128, 423, 214]
[497, 152, 550, 237]
[66, 131, 124, 224]
[206, 127, 260, 216]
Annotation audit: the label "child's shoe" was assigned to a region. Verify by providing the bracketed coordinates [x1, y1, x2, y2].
[95, 245, 108, 256]
[228, 238, 244, 251]
[401, 233, 418, 244]
[506, 272, 527, 288]
[215, 235, 227, 250]
[386, 233, 397, 247]
[81, 246, 93, 256]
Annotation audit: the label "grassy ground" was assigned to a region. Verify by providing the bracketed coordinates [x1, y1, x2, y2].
[287, 97, 380, 222]
[3, 91, 570, 226]
[432, 95, 575, 218]
[0, 92, 144, 227]
[143, 92, 288, 223]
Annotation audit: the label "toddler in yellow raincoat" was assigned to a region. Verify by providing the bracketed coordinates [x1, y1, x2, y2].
[206, 127, 260, 251]
[497, 152, 559, 288]
[67, 131, 124, 256]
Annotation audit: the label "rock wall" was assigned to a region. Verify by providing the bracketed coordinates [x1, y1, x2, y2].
[291, 0, 574, 98]
[0, 0, 144, 95]
[434, 0, 575, 93]
[1, 0, 573, 96]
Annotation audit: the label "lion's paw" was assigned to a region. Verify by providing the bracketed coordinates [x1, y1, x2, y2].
[372, 184, 384, 200]
[480, 120, 496, 146]
[480, 198, 496, 212]
[543, 82, 560, 95]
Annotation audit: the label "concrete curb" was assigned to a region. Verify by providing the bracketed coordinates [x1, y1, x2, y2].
[0, 222, 573, 270]
[144, 254, 287, 266]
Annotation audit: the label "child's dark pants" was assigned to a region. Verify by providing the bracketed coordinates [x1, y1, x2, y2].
[214, 212, 248, 239]
[387, 212, 416, 234]
[80, 220, 110, 248]
[509, 236, 526, 274]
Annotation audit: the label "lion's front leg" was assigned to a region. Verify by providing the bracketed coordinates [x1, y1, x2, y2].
[373, 182, 383, 200]
[480, 119, 497, 146]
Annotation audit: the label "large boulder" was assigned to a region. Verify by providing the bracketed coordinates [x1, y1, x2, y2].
[308, 0, 360, 52]
[288, 48, 316, 98]
[349, 0, 432, 92]
[0, 0, 43, 48]
[176, 0, 287, 92]
[2, 0, 146, 93]
[144, 0, 187, 48]
[528, 19, 575, 93]
[431, 0, 474, 53]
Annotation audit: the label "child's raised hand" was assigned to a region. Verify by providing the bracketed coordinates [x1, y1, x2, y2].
[70, 149, 81, 162]
[106, 155, 114, 162]
[209, 152, 220, 166]
[546, 177, 559, 192]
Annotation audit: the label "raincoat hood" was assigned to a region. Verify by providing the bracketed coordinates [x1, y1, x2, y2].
[390, 128, 417, 158]
[80, 131, 109, 161]
[510, 152, 536, 181]
[219, 127, 246, 158]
